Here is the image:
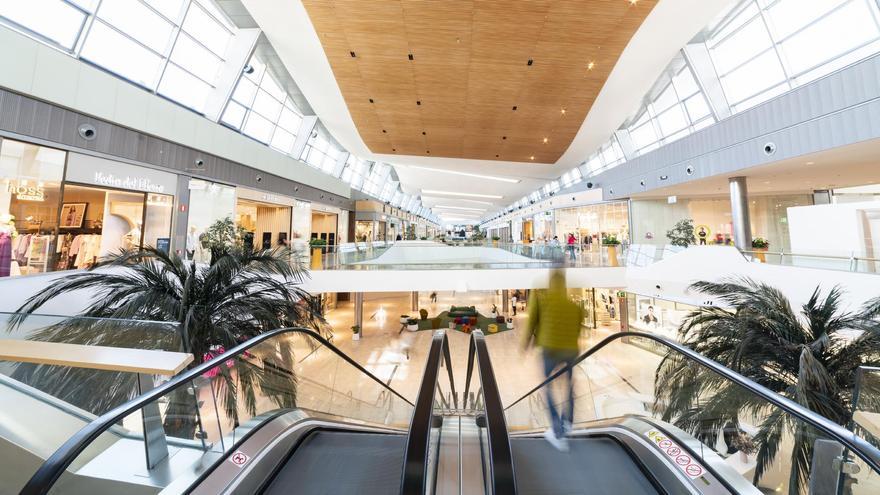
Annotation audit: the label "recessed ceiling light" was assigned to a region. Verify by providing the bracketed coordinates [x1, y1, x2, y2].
[542, 137, 548, 144]
[530, 156, 535, 160]
[527, 59, 533, 66]
[369, 98, 374, 103]
[512, 106, 517, 111]
[422, 131, 426, 135]
[422, 190, 503, 199]
[587, 61, 595, 71]
[560, 108, 566, 115]
[502, 136, 507, 140]
[409, 165, 520, 183]
[434, 205, 486, 212]
[350, 51, 356, 58]
[382, 129, 387, 133]
[806, 161, 815, 165]
[408, 53, 414, 60]
[416, 100, 421, 105]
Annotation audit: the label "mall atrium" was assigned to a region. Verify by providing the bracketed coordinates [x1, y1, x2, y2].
[2, 0, 880, 494]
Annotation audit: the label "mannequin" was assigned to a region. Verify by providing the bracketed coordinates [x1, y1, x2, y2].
[0, 213, 18, 277]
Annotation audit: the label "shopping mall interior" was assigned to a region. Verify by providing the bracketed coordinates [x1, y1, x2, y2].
[2, 1, 880, 494]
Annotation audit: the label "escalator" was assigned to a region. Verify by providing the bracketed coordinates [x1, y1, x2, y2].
[492, 331, 880, 495]
[18, 328, 880, 494]
[18, 328, 448, 495]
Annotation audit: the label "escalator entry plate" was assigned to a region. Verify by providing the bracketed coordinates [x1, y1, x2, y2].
[645, 429, 705, 479]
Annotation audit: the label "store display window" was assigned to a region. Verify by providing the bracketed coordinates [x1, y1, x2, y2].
[311, 209, 338, 245]
[187, 179, 236, 263]
[626, 293, 697, 342]
[55, 184, 173, 271]
[554, 201, 630, 246]
[355, 221, 374, 242]
[0, 139, 66, 277]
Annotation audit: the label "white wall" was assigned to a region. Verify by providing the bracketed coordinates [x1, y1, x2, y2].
[788, 202, 880, 257]
[0, 27, 350, 198]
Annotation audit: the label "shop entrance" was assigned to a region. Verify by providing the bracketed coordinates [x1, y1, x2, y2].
[236, 198, 292, 251]
[56, 184, 172, 270]
[522, 220, 533, 243]
[311, 210, 338, 245]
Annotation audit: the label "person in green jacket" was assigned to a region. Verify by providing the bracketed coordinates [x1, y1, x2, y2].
[523, 269, 584, 451]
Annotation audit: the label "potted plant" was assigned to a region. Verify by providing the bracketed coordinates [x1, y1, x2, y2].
[406, 317, 418, 331]
[492, 235, 501, 247]
[351, 325, 361, 341]
[200, 217, 247, 264]
[602, 235, 622, 267]
[309, 238, 327, 269]
[666, 219, 696, 248]
[400, 314, 410, 324]
[490, 304, 498, 318]
[419, 308, 428, 320]
[506, 317, 514, 329]
[751, 237, 769, 263]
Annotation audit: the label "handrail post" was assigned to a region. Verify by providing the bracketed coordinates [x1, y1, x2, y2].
[137, 373, 169, 469]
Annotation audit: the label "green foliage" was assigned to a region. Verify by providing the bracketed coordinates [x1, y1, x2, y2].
[200, 217, 246, 252]
[752, 237, 770, 249]
[351, 325, 360, 334]
[666, 218, 696, 247]
[654, 278, 880, 494]
[309, 237, 327, 248]
[492, 236, 501, 241]
[10, 246, 327, 436]
[602, 234, 621, 246]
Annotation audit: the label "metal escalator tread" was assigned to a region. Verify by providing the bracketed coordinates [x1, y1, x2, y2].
[510, 436, 661, 495]
[262, 431, 406, 495]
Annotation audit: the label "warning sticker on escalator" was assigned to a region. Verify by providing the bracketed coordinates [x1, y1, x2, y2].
[645, 429, 705, 480]
[229, 451, 250, 468]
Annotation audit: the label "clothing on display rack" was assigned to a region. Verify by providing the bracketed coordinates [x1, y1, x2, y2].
[56, 234, 102, 270]
[0, 232, 11, 277]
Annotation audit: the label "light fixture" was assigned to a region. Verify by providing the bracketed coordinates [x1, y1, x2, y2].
[560, 108, 566, 115]
[433, 205, 486, 212]
[587, 61, 595, 71]
[530, 156, 535, 160]
[408, 165, 520, 183]
[806, 161, 815, 165]
[421, 190, 503, 199]
[542, 137, 548, 144]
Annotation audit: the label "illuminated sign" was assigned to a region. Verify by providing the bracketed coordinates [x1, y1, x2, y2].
[6, 182, 45, 201]
[93, 172, 165, 193]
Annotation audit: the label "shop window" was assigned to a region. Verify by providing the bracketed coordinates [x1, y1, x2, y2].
[0, 139, 66, 277]
[186, 179, 236, 262]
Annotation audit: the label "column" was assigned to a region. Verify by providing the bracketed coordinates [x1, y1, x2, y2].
[502, 289, 509, 314]
[618, 293, 628, 332]
[729, 177, 752, 251]
[411, 291, 419, 311]
[813, 190, 832, 205]
[354, 292, 364, 336]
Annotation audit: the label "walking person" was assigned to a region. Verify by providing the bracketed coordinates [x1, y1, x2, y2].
[430, 291, 438, 304]
[566, 233, 577, 261]
[511, 290, 519, 316]
[522, 270, 584, 451]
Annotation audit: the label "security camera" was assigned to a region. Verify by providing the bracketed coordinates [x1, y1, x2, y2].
[255, 175, 263, 182]
[194, 159, 204, 168]
[686, 165, 694, 176]
[763, 142, 777, 155]
[548, 191, 555, 196]
[311, 131, 318, 138]
[78, 124, 97, 141]
[243, 64, 255, 74]
[639, 180, 645, 187]
[586, 182, 594, 189]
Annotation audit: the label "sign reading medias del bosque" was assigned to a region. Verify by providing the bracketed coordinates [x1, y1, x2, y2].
[93, 172, 165, 193]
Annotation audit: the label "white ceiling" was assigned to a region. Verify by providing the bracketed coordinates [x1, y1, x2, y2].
[240, 0, 734, 215]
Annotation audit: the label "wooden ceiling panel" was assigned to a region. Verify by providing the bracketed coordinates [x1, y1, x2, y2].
[302, 0, 657, 163]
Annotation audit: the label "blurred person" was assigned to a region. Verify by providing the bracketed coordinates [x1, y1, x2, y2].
[566, 233, 577, 261]
[523, 270, 584, 451]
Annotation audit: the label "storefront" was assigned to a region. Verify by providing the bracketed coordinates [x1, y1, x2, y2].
[311, 205, 339, 245]
[629, 195, 811, 251]
[55, 154, 177, 271]
[532, 211, 554, 241]
[235, 188, 294, 251]
[355, 220, 374, 242]
[0, 138, 66, 277]
[554, 201, 630, 246]
[187, 179, 236, 263]
[626, 293, 698, 343]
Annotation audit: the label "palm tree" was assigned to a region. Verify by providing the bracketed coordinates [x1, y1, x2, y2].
[9, 246, 328, 437]
[653, 278, 880, 495]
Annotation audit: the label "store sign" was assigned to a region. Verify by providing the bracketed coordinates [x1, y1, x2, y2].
[66, 153, 177, 194]
[93, 172, 165, 193]
[6, 182, 45, 201]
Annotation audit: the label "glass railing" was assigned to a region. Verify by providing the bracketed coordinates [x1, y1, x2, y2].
[19, 328, 414, 495]
[504, 332, 880, 495]
[741, 249, 880, 274]
[852, 366, 880, 446]
[306, 241, 627, 270]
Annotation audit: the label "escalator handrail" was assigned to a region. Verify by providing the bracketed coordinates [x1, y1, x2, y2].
[21, 327, 413, 495]
[400, 330, 451, 494]
[470, 330, 517, 494]
[504, 331, 880, 475]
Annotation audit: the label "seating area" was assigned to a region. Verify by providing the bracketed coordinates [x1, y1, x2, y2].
[406, 306, 512, 335]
